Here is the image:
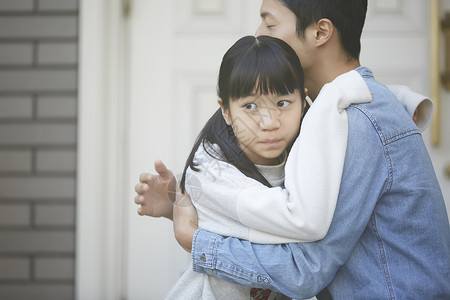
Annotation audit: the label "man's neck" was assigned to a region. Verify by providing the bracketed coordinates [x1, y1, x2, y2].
[306, 59, 361, 100]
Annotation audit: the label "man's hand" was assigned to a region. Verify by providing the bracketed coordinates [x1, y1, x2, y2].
[173, 192, 198, 253]
[134, 160, 176, 220]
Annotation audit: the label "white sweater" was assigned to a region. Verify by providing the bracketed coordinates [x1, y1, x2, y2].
[235, 71, 374, 241]
[388, 84, 433, 132]
[165, 149, 291, 300]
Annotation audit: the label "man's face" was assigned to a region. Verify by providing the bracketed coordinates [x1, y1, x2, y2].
[255, 0, 314, 72]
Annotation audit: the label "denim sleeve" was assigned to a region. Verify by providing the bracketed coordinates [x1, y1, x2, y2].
[192, 229, 332, 299]
[191, 106, 389, 299]
[191, 229, 321, 298]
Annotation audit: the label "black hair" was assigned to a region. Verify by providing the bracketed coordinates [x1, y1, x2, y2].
[180, 35, 307, 193]
[280, 0, 368, 61]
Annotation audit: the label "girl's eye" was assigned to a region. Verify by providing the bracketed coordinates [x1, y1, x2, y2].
[277, 100, 290, 108]
[243, 103, 258, 111]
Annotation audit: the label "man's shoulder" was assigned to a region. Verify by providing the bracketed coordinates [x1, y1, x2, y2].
[347, 76, 419, 144]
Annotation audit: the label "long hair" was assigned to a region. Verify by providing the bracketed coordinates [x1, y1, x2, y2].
[180, 35, 306, 193]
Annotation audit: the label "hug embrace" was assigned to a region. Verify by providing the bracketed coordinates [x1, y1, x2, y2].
[135, 0, 450, 299]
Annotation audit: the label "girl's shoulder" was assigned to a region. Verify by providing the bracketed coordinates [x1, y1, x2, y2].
[189, 141, 262, 189]
[193, 141, 224, 164]
[190, 141, 238, 177]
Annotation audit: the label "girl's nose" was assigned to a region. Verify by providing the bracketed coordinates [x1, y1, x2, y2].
[259, 108, 281, 131]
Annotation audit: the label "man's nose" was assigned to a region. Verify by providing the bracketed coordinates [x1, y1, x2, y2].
[255, 23, 265, 36]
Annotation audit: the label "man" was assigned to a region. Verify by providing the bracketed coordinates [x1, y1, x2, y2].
[135, 0, 450, 298]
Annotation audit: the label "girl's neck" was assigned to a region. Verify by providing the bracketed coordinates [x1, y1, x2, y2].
[254, 152, 287, 167]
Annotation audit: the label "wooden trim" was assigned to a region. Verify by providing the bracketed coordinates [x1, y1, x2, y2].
[430, 0, 441, 147]
[76, 0, 128, 298]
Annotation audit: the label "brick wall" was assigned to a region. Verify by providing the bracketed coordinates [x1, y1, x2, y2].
[0, 0, 78, 299]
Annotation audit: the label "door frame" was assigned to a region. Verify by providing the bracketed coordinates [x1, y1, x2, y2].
[76, 0, 127, 299]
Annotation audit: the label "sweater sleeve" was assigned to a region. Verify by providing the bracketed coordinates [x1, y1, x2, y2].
[387, 85, 433, 132]
[187, 143, 312, 243]
[184, 144, 290, 242]
[184, 152, 251, 223]
[236, 71, 372, 241]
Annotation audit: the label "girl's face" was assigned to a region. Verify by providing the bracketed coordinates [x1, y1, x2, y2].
[220, 89, 304, 165]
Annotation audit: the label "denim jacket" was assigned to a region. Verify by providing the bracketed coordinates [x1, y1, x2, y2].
[190, 67, 450, 299]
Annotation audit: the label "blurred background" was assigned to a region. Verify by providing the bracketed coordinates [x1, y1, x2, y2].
[0, 0, 449, 299]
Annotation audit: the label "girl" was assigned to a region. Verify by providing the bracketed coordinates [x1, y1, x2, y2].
[165, 35, 372, 299]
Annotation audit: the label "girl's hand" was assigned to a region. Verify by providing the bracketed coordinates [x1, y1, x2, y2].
[134, 160, 176, 220]
[173, 192, 198, 252]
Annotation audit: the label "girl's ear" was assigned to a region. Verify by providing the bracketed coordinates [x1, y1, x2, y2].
[218, 98, 232, 125]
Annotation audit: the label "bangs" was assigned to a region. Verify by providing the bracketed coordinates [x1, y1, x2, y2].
[227, 39, 304, 100]
[217, 35, 305, 106]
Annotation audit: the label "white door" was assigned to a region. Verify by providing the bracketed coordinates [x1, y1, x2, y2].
[123, 0, 450, 299]
[124, 1, 261, 299]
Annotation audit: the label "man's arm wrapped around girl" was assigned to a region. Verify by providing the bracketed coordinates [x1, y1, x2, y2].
[187, 70, 372, 243]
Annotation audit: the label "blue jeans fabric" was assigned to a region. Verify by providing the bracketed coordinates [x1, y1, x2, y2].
[191, 67, 450, 299]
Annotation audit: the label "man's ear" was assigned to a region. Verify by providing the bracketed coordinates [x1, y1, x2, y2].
[218, 98, 232, 125]
[314, 18, 334, 46]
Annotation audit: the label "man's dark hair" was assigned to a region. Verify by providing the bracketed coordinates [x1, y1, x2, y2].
[280, 0, 368, 61]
